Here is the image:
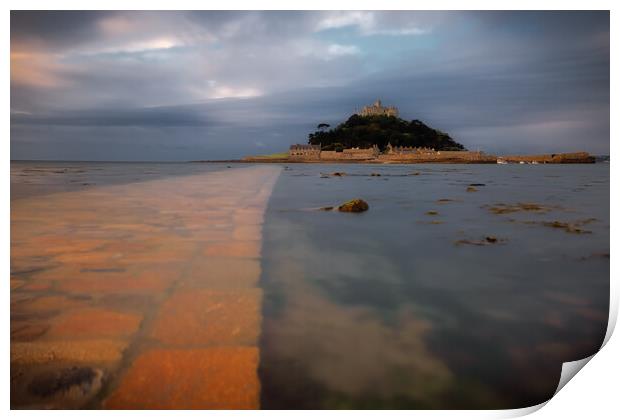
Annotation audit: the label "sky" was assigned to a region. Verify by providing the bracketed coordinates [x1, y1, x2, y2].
[10, 11, 610, 161]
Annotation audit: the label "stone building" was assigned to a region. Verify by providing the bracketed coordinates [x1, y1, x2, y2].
[359, 99, 399, 118]
[386, 142, 436, 155]
[289, 144, 321, 159]
[342, 145, 380, 159]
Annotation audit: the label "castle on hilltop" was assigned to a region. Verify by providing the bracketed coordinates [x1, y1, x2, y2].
[358, 99, 399, 118]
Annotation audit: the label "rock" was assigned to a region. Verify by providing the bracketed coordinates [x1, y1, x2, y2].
[426, 210, 439, 216]
[484, 202, 556, 214]
[319, 206, 334, 211]
[466, 186, 478, 192]
[469, 183, 486, 186]
[338, 199, 369, 213]
[455, 236, 505, 246]
[370, 173, 381, 177]
[579, 252, 610, 261]
[411, 172, 420, 176]
[332, 172, 346, 177]
[28, 366, 103, 400]
[540, 220, 593, 234]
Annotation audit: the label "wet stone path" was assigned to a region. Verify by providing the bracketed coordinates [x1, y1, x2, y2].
[11, 166, 281, 409]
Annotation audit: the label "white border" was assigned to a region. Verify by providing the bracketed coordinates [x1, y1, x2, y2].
[3, 2, 616, 419]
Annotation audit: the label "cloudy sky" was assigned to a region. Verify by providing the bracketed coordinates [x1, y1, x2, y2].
[10, 11, 609, 161]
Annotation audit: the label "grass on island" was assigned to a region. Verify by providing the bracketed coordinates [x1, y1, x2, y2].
[251, 152, 289, 159]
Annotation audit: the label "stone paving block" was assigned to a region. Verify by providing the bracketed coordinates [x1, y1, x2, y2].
[116, 241, 198, 264]
[179, 257, 261, 290]
[232, 225, 262, 241]
[203, 241, 261, 258]
[233, 210, 264, 226]
[51, 264, 179, 295]
[11, 295, 88, 317]
[11, 277, 26, 290]
[11, 322, 50, 341]
[103, 347, 259, 409]
[150, 289, 261, 346]
[11, 339, 127, 365]
[47, 308, 142, 339]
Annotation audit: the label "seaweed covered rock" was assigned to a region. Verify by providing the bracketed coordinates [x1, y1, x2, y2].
[338, 199, 369, 213]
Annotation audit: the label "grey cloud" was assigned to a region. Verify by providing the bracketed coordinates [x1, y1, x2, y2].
[11, 10, 114, 50]
[10, 11, 610, 160]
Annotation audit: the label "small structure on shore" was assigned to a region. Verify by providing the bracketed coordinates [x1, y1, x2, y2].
[386, 142, 436, 155]
[343, 145, 380, 158]
[289, 144, 321, 159]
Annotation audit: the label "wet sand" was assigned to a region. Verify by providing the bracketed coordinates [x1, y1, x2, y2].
[11, 165, 281, 409]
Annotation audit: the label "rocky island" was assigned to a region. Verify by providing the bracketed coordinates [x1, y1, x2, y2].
[241, 100, 596, 164]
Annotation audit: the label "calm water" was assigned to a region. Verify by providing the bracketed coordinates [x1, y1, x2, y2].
[259, 163, 609, 409]
[11, 161, 609, 409]
[10, 160, 244, 200]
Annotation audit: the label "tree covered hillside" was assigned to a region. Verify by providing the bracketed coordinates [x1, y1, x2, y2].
[308, 114, 465, 151]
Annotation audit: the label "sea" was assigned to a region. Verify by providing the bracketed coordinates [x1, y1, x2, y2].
[11, 160, 610, 409]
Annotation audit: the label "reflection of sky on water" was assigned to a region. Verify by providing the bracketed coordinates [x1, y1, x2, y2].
[259, 163, 609, 409]
[10, 161, 245, 200]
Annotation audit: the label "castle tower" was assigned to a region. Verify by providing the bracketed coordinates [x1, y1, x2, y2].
[359, 99, 399, 118]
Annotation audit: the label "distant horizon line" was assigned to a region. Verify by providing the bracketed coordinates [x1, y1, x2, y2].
[11, 152, 611, 164]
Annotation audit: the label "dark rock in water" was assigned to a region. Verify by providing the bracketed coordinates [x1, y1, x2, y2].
[417, 220, 444, 225]
[411, 172, 421, 176]
[332, 172, 346, 177]
[541, 220, 593, 234]
[370, 173, 381, 177]
[466, 186, 478, 192]
[227, 165, 232, 168]
[28, 366, 102, 399]
[338, 199, 369, 213]
[485, 202, 555, 214]
[319, 206, 334, 211]
[469, 183, 486, 186]
[426, 210, 439, 216]
[455, 236, 505, 246]
[579, 252, 610, 261]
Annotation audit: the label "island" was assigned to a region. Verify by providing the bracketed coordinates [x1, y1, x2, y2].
[240, 100, 595, 164]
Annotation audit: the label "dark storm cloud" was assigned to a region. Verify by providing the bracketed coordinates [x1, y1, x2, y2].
[10, 10, 112, 49]
[10, 11, 610, 160]
[10, 105, 212, 127]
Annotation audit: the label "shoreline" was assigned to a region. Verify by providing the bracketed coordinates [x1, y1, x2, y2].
[193, 157, 596, 165]
[192, 151, 596, 165]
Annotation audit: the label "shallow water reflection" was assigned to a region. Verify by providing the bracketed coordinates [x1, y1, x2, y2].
[259, 163, 609, 409]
